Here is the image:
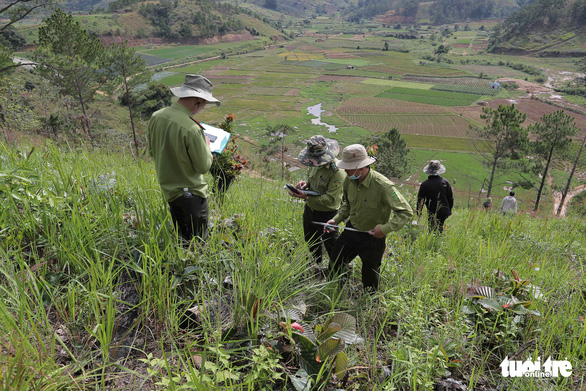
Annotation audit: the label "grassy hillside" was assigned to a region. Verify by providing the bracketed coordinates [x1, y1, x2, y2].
[0, 141, 585, 390]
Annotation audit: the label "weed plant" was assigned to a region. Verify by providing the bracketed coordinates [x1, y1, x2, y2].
[0, 142, 585, 390]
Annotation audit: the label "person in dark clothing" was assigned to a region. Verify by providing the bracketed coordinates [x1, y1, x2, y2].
[416, 160, 454, 233]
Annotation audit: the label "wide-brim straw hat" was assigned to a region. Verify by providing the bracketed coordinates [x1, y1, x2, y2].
[423, 160, 446, 175]
[170, 74, 221, 106]
[336, 144, 376, 170]
[298, 135, 340, 167]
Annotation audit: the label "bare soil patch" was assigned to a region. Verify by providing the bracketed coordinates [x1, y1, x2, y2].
[454, 77, 586, 138]
[553, 185, 586, 216]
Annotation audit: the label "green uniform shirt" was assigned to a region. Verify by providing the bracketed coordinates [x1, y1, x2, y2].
[147, 102, 213, 202]
[333, 169, 413, 235]
[306, 160, 346, 212]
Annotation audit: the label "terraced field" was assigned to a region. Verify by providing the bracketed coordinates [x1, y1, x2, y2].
[431, 84, 500, 96]
[336, 97, 472, 138]
[402, 75, 492, 87]
[337, 97, 450, 114]
[339, 112, 471, 138]
[376, 87, 482, 106]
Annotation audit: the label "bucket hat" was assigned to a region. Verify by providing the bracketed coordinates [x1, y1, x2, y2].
[170, 74, 221, 106]
[423, 160, 446, 175]
[336, 144, 376, 170]
[298, 135, 339, 167]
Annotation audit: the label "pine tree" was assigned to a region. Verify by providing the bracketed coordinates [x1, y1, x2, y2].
[469, 104, 528, 198]
[361, 128, 409, 180]
[104, 41, 151, 155]
[33, 9, 107, 138]
[530, 110, 579, 211]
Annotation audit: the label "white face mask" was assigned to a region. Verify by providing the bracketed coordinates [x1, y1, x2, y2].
[349, 169, 362, 180]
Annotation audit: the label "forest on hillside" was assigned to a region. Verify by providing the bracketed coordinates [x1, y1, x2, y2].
[489, 0, 586, 52]
[343, 0, 534, 24]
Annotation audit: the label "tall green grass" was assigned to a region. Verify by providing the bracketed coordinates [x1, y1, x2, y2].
[0, 142, 584, 390]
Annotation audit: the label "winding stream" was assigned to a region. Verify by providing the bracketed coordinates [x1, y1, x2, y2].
[307, 103, 338, 133]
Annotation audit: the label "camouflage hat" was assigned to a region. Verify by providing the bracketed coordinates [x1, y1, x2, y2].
[337, 144, 376, 169]
[298, 135, 340, 167]
[423, 160, 446, 175]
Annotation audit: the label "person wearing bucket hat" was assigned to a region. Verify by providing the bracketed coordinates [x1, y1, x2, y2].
[324, 144, 413, 292]
[147, 74, 221, 242]
[416, 160, 453, 233]
[289, 135, 345, 266]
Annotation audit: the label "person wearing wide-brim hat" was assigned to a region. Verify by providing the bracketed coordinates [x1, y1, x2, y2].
[147, 74, 221, 243]
[323, 144, 413, 292]
[416, 160, 453, 233]
[289, 135, 345, 266]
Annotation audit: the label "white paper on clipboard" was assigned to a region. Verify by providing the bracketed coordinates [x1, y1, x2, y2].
[200, 122, 231, 154]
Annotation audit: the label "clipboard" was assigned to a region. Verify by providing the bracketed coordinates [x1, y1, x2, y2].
[285, 184, 323, 196]
[200, 122, 231, 154]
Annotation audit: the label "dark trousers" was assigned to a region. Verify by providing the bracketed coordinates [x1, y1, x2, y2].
[428, 212, 449, 233]
[169, 194, 209, 242]
[329, 222, 386, 291]
[302, 204, 338, 264]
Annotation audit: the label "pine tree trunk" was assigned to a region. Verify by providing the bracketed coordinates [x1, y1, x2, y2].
[557, 134, 586, 215]
[486, 158, 497, 198]
[534, 146, 554, 211]
[122, 67, 139, 156]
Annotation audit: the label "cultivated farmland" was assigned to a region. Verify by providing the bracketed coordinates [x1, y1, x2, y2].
[376, 87, 482, 106]
[337, 98, 472, 138]
[402, 75, 493, 87]
[152, 31, 584, 152]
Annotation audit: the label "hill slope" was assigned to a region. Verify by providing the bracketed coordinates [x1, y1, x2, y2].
[489, 0, 586, 56]
[47, 0, 286, 44]
[0, 142, 585, 390]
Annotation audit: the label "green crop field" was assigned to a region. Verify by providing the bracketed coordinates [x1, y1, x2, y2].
[376, 87, 481, 106]
[431, 83, 501, 96]
[339, 112, 472, 137]
[336, 97, 451, 114]
[402, 75, 493, 88]
[139, 54, 172, 67]
[140, 45, 217, 60]
[361, 79, 434, 89]
[294, 60, 347, 70]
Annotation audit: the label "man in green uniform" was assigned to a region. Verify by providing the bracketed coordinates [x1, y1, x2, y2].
[289, 135, 346, 265]
[147, 74, 220, 242]
[325, 144, 413, 291]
